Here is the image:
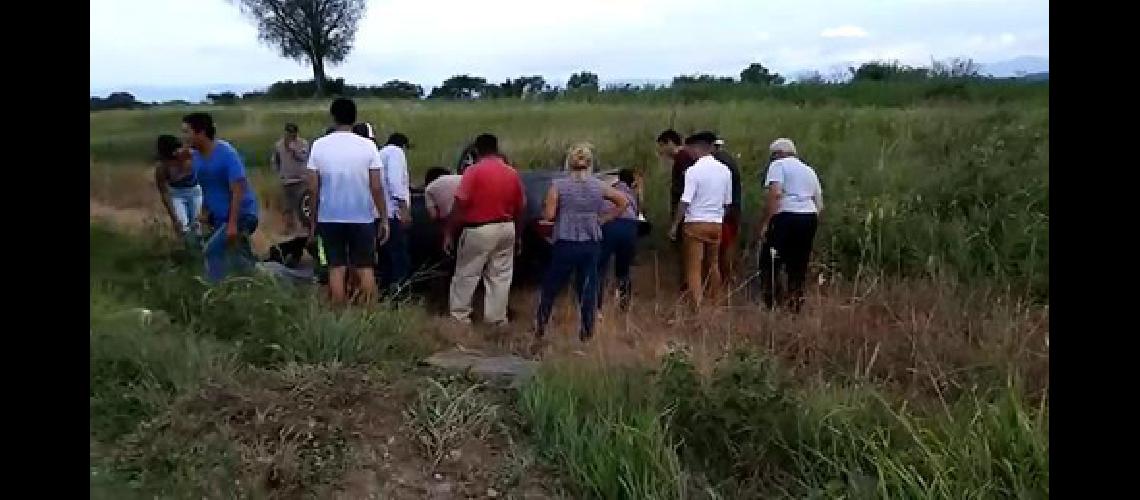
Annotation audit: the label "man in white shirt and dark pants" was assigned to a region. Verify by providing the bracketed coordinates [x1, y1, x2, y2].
[377, 132, 413, 294]
[756, 138, 823, 312]
[306, 98, 389, 304]
[668, 131, 732, 309]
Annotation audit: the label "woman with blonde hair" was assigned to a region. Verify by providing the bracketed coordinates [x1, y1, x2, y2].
[535, 143, 629, 342]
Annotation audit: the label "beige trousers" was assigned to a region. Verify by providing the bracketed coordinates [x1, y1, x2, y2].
[683, 222, 722, 309]
[449, 222, 515, 324]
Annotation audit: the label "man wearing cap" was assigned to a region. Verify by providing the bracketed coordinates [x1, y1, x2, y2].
[272, 123, 310, 236]
[712, 138, 743, 285]
[376, 132, 413, 293]
[756, 138, 823, 312]
[668, 131, 732, 309]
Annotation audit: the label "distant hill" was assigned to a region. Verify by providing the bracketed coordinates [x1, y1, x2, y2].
[980, 56, 1048, 78]
[90, 84, 260, 104]
[93, 56, 1049, 104]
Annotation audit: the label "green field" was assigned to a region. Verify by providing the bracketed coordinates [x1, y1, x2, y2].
[90, 98, 1049, 498]
[91, 99, 1048, 295]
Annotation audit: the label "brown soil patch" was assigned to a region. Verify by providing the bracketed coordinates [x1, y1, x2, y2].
[112, 364, 558, 499]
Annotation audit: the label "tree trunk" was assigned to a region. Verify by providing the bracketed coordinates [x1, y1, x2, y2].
[311, 56, 326, 97]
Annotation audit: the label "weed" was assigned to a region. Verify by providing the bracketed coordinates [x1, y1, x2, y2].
[404, 376, 502, 468]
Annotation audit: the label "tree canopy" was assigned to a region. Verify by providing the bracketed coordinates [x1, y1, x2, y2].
[231, 0, 367, 96]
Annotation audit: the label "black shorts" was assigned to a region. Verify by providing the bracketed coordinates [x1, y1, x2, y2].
[316, 222, 376, 268]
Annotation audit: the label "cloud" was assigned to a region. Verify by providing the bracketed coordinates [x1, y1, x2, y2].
[820, 25, 869, 38]
[90, 0, 1047, 92]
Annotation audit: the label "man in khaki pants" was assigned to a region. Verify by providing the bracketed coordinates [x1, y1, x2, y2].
[443, 134, 526, 325]
[668, 132, 732, 309]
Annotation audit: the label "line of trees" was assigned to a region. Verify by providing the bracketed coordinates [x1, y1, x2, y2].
[91, 58, 1046, 111]
[90, 92, 149, 111]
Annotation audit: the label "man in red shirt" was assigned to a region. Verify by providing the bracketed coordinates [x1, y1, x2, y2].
[657, 129, 696, 291]
[443, 133, 526, 326]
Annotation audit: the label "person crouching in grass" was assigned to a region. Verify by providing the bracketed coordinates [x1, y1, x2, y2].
[153, 134, 202, 250]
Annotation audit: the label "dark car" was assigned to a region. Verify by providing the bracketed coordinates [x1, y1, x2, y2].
[406, 168, 650, 287]
[265, 136, 650, 291]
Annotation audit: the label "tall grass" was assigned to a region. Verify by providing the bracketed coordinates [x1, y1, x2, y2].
[90, 222, 433, 369]
[91, 99, 1048, 297]
[90, 287, 236, 442]
[518, 349, 1048, 498]
[91, 95, 1049, 496]
[518, 361, 684, 499]
[90, 222, 436, 494]
[782, 380, 1049, 499]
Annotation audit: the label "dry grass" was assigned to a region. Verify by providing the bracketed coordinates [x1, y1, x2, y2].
[420, 250, 1048, 404]
[89, 168, 1048, 403]
[91, 98, 1047, 497]
[91, 161, 291, 253]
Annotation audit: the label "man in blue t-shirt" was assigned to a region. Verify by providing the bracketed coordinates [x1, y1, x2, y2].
[181, 112, 260, 283]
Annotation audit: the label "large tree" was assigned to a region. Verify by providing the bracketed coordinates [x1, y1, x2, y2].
[567, 71, 599, 90]
[488, 75, 547, 98]
[429, 75, 488, 99]
[740, 62, 785, 85]
[231, 0, 367, 96]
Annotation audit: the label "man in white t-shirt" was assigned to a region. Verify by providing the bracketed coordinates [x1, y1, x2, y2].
[668, 131, 732, 308]
[755, 137, 823, 312]
[306, 98, 389, 304]
[377, 132, 413, 293]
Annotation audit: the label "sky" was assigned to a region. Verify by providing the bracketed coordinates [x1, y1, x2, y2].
[90, 0, 1048, 100]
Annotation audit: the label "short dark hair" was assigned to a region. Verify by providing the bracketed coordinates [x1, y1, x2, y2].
[684, 131, 718, 147]
[618, 168, 636, 186]
[330, 98, 357, 126]
[352, 122, 375, 140]
[182, 112, 216, 139]
[155, 134, 182, 160]
[386, 132, 410, 148]
[473, 133, 499, 156]
[656, 129, 682, 145]
[425, 167, 451, 186]
[284, 122, 299, 133]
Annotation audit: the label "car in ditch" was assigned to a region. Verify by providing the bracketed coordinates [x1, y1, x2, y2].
[265, 140, 650, 291]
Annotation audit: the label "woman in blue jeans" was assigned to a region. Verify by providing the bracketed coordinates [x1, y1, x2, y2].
[597, 168, 640, 313]
[153, 134, 202, 249]
[535, 143, 629, 342]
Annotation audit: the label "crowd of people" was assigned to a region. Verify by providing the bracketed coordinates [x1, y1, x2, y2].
[151, 97, 823, 345]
